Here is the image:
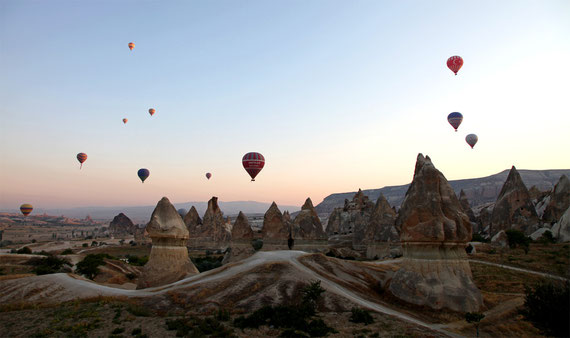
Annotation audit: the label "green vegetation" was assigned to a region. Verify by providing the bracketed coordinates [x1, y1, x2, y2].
[465, 312, 485, 337]
[191, 255, 223, 272]
[61, 248, 73, 255]
[471, 233, 489, 242]
[16, 246, 32, 254]
[350, 308, 374, 325]
[251, 239, 263, 251]
[27, 255, 71, 275]
[166, 316, 234, 337]
[126, 255, 148, 266]
[233, 280, 336, 337]
[537, 230, 555, 244]
[76, 254, 111, 279]
[505, 229, 530, 253]
[522, 281, 569, 337]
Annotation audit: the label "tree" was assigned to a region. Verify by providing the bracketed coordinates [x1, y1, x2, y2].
[465, 312, 485, 337]
[522, 281, 569, 337]
[76, 254, 108, 280]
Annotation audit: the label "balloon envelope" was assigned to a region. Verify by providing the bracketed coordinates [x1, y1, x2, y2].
[148, 108, 155, 116]
[447, 112, 463, 132]
[128, 42, 135, 50]
[122, 118, 128, 124]
[177, 208, 187, 217]
[206, 173, 212, 180]
[77, 153, 87, 169]
[20, 204, 33, 216]
[242, 152, 265, 181]
[466, 134, 478, 149]
[138, 168, 150, 183]
[447, 56, 464, 75]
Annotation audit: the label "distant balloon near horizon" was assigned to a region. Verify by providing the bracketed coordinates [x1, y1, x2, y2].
[20, 203, 33, 216]
[466, 134, 478, 149]
[447, 55, 464, 75]
[128, 42, 135, 51]
[76, 153, 87, 169]
[447, 112, 463, 132]
[206, 172, 212, 180]
[137, 168, 150, 183]
[177, 208, 187, 217]
[122, 118, 128, 124]
[148, 108, 155, 116]
[242, 152, 265, 181]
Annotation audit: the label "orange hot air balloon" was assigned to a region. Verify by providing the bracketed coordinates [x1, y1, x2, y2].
[122, 118, 128, 124]
[77, 153, 88, 169]
[148, 108, 155, 116]
[20, 204, 33, 217]
[128, 42, 135, 51]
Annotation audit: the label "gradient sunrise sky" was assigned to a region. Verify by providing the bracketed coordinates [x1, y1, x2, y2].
[1, 0, 569, 210]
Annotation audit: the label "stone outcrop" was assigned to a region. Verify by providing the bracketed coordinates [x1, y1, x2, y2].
[261, 202, 290, 240]
[459, 190, 476, 222]
[183, 206, 202, 235]
[389, 154, 482, 312]
[108, 213, 136, 237]
[326, 189, 375, 237]
[231, 212, 253, 240]
[543, 175, 570, 223]
[551, 207, 570, 242]
[293, 198, 327, 240]
[201, 197, 232, 243]
[138, 197, 199, 289]
[490, 166, 539, 236]
[365, 194, 399, 243]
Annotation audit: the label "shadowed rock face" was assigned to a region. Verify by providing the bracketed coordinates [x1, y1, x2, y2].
[183, 206, 202, 235]
[262, 202, 290, 240]
[365, 194, 399, 243]
[109, 213, 135, 236]
[293, 198, 327, 240]
[326, 189, 375, 238]
[389, 154, 482, 312]
[459, 190, 476, 223]
[490, 166, 539, 236]
[201, 197, 232, 243]
[232, 212, 253, 240]
[138, 197, 199, 289]
[552, 207, 570, 242]
[543, 175, 570, 223]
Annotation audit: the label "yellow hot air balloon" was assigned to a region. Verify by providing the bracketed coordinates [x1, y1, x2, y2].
[20, 204, 33, 217]
[128, 42, 135, 51]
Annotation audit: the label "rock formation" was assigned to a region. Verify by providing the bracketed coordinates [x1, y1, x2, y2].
[261, 202, 290, 240]
[231, 212, 253, 240]
[551, 207, 570, 242]
[490, 166, 539, 236]
[326, 189, 375, 237]
[388, 154, 482, 312]
[108, 213, 136, 237]
[293, 198, 327, 240]
[183, 206, 203, 236]
[542, 175, 570, 223]
[198, 197, 232, 243]
[364, 194, 399, 243]
[138, 197, 199, 289]
[459, 190, 476, 223]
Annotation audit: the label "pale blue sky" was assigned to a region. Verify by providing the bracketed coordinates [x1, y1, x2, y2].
[1, 0, 569, 209]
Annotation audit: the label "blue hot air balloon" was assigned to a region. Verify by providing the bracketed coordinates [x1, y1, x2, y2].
[138, 168, 150, 183]
[447, 112, 463, 132]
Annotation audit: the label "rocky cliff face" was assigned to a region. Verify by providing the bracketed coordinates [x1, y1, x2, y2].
[364, 194, 399, 243]
[231, 211, 253, 240]
[490, 166, 539, 236]
[459, 190, 476, 223]
[326, 189, 375, 237]
[138, 197, 199, 289]
[108, 213, 135, 236]
[543, 175, 569, 223]
[551, 207, 570, 242]
[262, 202, 290, 240]
[293, 198, 327, 240]
[183, 206, 202, 236]
[202, 197, 232, 243]
[389, 154, 482, 312]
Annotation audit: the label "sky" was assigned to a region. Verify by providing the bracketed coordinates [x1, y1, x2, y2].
[1, 0, 569, 210]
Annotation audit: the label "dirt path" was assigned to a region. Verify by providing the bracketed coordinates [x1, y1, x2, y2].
[469, 259, 568, 281]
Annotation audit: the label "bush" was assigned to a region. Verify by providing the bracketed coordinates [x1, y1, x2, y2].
[505, 229, 530, 252]
[251, 239, 263, 251]
[191, 256, 223, 272]
[166, 316, 233, 337]
[350, 308, 374, 325]
[126, 255, 149, 266]
[16, 246, 32, 254]
[27, 255, 71, 275]
[76, 254, 110, 279]
[82, 243, 88, 247]
[522, 281, 569, 337]
[471, 233, 489, 242]
[538, 230, 555, 244]
[61, 248, 73, 255]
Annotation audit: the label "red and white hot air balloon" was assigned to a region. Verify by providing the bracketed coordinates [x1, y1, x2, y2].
[242, 152, 265, 181]
[447, 55, 464, 75]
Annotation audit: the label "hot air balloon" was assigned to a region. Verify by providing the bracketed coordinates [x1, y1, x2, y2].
[177, 208, 187, 217]
[122, 118, 128, 124]
[206, 173, 212, 180]
[138, 168, 150, 183]
[77, 153, 88, 169]
[447, 112, 463, 132]
[242, 152, 265, 181]
[20, 204, 33, 217]
[466, 134, 478, 149]
[447, 56, 463, 75]
[148, 108, 155, 116]
[128, 42, 135, 51]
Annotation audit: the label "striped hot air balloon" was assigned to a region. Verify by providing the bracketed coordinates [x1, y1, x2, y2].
[148, 108, 155, 116]
[77, 153, 88, 169]
[242, 152, 265, 181]
[20, 204, 33, 217]
[128, 42, 135, 51]
[447, 112, 463, 132]
[466, 134, 478, 149]
[447, 56, 464, 75]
